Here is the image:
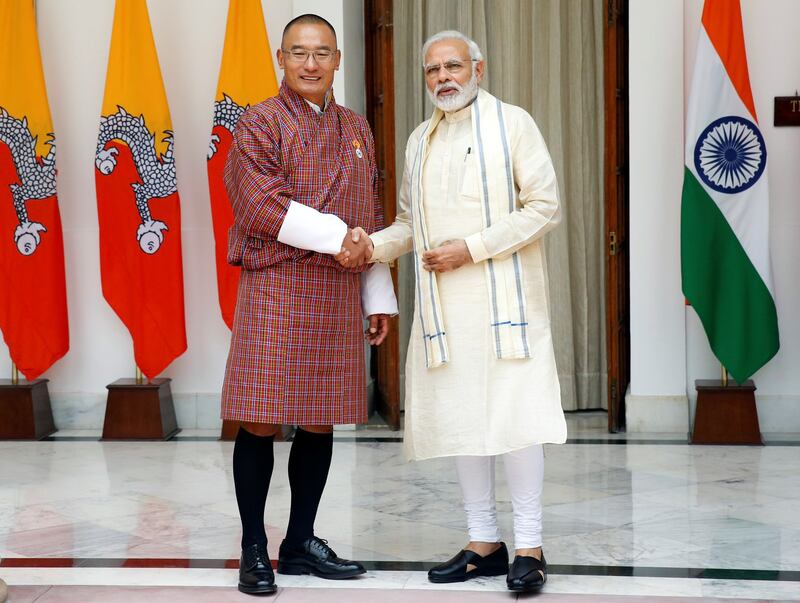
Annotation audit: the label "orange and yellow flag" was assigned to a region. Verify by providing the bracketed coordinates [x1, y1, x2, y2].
[0, 0, 69, 379]
[95, 0, 186, 378]
[208, 0, 279, 329]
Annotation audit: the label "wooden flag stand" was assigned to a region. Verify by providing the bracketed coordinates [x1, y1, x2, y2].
[0, 363, 56, 440]
[691, 365, 762, 445]
[102, 367, 179, 440]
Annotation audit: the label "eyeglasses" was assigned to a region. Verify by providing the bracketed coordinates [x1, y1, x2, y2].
[282, 48, 337, 64]
[423, 59, 478, 79]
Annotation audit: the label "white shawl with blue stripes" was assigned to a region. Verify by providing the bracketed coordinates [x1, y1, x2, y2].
[411, 89, 532, 369]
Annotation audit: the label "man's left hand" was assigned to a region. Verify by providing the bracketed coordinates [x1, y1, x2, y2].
[365, 314, 391, 345]
[422, 239, 472, 273]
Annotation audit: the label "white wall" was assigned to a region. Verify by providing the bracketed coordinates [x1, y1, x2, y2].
[0, 0, 365, 429]
[628, 0, 800, 433]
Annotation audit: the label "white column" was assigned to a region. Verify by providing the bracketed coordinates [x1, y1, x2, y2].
[626, 0, 688, 432]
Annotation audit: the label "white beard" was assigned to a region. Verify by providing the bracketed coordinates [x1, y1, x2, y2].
[427, 71, 479, 113]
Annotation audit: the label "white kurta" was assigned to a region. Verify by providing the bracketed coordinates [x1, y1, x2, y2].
[371, 102, 567, 461]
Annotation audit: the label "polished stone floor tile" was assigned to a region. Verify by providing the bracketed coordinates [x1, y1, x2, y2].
[15, 585, 781, 603]
[2, 413, 799, 600]
[5, 571, 798, 600]
[3, 439, 800, 569]
[3, 585, 51, 603]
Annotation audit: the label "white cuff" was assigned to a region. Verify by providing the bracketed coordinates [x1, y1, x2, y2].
[464, 232, 489, 263]
[276, 200, 348, 255]
[361, 263, 398, 317]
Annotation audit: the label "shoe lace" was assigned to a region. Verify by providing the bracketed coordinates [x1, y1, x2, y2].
[310, 536, 334, 556]
[255, 547, 270, 564]
[244, 544, 270, 569]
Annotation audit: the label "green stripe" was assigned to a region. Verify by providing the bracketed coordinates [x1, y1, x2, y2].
[681, 167, 779, 382]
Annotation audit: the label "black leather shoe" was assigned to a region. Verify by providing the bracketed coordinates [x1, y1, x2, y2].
[507, 552, 546, 592]
[238, 543, 277, 595]
[277, 536, 366, 580]
[428, 542, 509, 583]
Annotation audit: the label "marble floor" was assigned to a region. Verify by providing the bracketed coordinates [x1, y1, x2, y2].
[1, 413, 799, 601]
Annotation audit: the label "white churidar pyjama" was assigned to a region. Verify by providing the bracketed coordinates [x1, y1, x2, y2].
[455, 444, 544, 549]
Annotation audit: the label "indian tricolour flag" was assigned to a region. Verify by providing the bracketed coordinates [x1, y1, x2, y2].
[682, 0, 779, 384]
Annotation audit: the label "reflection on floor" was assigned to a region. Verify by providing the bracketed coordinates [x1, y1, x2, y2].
[1, 412, 798, 600]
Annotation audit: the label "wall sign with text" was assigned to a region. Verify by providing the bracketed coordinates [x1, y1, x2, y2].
[774, 96, 800, 126]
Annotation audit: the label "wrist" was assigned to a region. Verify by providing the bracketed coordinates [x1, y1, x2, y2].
[460, 239, 472, 261]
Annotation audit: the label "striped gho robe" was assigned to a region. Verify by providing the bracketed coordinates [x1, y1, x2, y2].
[220, 81, 391, 425]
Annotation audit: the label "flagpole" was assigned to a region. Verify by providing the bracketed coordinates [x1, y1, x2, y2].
[11, 362, 19, 385]
[135, 366, 144, 385]
[721, 364, 728, 387]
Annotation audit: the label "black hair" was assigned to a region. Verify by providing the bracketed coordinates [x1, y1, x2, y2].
[282, 14, 337, 47]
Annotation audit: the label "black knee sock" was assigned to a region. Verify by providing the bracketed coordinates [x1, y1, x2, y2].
[284, 428, 334, 548]
[233, 428, 275, 549]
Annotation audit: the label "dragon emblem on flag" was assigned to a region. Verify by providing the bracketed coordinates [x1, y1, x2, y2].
[95, 106, 177, 254]
[0, 108, 55, 256]
[208, 94, 247, 159]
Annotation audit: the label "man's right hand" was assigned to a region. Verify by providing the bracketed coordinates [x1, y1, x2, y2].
[335, 227, 373, 267]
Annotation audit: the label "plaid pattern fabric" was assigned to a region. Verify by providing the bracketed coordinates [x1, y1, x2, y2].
[221, 82, 382, 425]
[225, 81, 383, 270]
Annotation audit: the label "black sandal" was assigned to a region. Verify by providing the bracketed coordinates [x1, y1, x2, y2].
[507, 552, 546, 592]
[428, 542, 509, 583]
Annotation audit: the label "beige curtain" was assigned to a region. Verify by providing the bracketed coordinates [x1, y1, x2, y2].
[393, 0, 606, 410]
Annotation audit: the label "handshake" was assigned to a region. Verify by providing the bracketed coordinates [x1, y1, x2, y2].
[335, 227, 373, 267]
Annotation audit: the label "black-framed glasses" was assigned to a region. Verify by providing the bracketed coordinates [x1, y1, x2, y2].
[282, 48, 337, 64]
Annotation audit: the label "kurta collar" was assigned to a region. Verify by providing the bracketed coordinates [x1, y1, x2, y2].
[444, 102, 473, 123]
[427, 88, 485, 140]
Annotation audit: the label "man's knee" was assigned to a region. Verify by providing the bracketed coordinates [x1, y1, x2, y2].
[299, 424, 333, 434]
[240, 422, 281, 437]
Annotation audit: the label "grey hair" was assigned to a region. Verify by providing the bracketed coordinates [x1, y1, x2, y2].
[421, 30, 484, 64]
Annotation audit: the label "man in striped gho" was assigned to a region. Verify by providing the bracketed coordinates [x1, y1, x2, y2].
[350, 30, 566, 593]
[220, 14, 397, 596]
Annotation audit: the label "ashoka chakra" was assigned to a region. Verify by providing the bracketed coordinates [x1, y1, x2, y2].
[693, 115, 766, 194]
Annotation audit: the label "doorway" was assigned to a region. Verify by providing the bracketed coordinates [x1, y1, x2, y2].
[364, 0, 630, 432]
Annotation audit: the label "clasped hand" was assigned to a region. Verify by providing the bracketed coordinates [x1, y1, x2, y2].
[422, 239, 472, 273]
[334, 229, 389, 346]
[335, 227, 373, 267]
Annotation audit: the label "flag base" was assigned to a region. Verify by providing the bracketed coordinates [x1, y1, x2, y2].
[691, 379, 762, 445]
[0, 378, 56, 440]
[102, 378, 180, 440]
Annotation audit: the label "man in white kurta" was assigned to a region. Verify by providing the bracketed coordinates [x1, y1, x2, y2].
[359, 31, 567, 593]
